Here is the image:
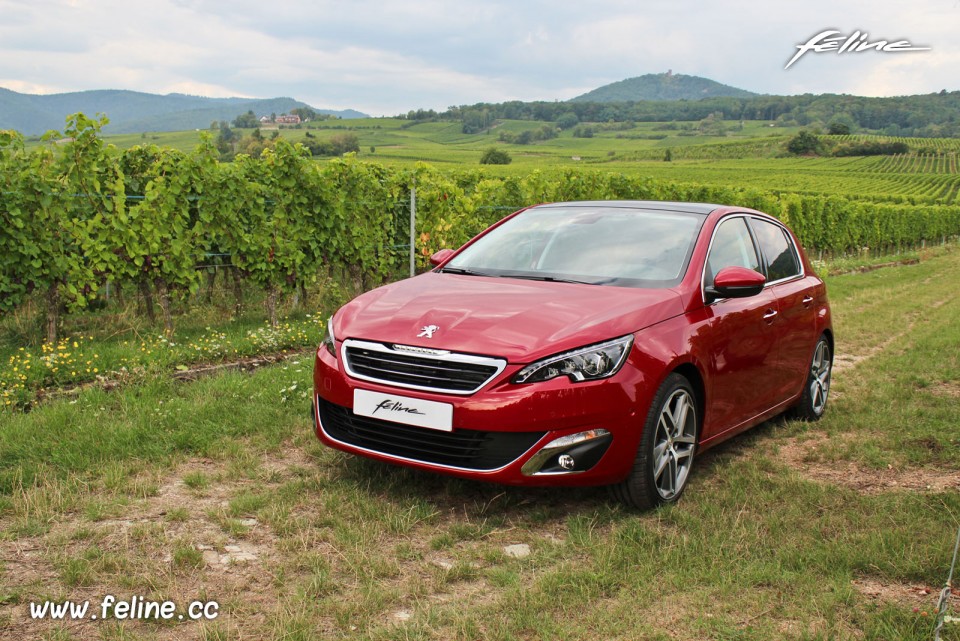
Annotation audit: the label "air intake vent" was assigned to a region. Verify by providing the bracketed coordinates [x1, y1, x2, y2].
[343, 339, 506, 395]
[316, 397, 544, 470]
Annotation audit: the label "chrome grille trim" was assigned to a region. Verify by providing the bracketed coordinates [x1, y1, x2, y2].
[342, 339, 506, 395]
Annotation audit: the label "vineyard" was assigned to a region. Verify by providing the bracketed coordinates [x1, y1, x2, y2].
[618, 154, 960, 206]
[5, 117, 960, 334]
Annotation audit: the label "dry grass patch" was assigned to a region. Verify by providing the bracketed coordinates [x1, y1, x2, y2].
[775, 432, 960, 495]
[0, 447, 315, 640]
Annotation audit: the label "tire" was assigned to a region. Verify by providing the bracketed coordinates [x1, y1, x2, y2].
[791, 335, 832, 422]
[610, 373, 699, 510]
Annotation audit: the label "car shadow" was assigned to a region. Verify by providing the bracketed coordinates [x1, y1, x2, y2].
[326, 414, 795, 525]
[331, 454, 615, 523]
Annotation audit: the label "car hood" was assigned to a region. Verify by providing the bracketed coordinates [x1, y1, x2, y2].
[333, 273, 684, 363]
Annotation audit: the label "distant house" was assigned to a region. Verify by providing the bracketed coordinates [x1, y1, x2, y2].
[276, 114, 301, 124]
[259, 116, 272, 124]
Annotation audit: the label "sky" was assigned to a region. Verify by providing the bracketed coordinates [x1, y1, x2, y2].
[0, 0, 956, 116]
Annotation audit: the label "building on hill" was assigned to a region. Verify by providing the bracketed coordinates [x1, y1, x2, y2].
[276, 114, 301, 124]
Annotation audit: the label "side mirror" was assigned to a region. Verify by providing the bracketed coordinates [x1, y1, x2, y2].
[429, 248, 455, 267]
[705, 266, 766, 302]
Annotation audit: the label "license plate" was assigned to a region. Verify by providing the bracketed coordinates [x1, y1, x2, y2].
[353, 389, 454, 432]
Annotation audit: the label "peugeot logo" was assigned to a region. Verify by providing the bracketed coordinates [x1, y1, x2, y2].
[417, 325, 440, 339]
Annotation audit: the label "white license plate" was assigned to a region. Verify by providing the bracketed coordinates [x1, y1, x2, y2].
[353, 389, 454, 432]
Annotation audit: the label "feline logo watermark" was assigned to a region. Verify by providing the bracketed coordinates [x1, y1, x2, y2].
[785, 30, 930, 69]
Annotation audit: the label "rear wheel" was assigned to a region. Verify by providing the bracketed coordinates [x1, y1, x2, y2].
[610, 373, 699, 510]
[791, 335, 832, 421]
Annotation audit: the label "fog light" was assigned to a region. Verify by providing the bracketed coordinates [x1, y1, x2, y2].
[521, 429, 613, 476]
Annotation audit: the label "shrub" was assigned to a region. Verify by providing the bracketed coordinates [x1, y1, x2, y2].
[786, 130, 824, 155]
[479, 148, 512, 165]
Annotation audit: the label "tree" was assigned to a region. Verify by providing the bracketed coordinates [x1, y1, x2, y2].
[330, 133, 360, 155]
[786, 130, 824, 155]
[232, 110, 259, 128]
[827, 114, 856, 135]
[698, 112, 727, 136]
[827, 122, 850, 135]
[291, 107, 317, 122]
[462, 109, 493, 134]
[555, 112, 580, 130]
[479, 147, 511, 165]
[215, 122, 239, 156]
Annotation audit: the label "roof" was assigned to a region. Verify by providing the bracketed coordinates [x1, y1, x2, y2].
[533, 200, 724, 216]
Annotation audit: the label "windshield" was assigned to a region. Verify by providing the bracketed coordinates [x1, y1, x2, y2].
[442, 205, 705, 288]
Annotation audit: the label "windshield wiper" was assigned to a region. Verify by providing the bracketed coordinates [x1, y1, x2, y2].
[503, 273, 600, 286]
[439, 266, 496, 277]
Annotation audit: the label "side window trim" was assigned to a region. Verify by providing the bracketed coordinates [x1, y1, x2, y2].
[745, 215, 805, 285]
[700, 213, 762, 305]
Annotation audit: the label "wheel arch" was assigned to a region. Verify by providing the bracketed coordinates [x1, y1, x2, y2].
[821, 328, 835, 362]
[671, 362, 705, 443]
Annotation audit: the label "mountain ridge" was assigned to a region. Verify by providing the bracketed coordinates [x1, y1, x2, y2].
[571, 72, 758, 103]
[0, 88, 367, 135]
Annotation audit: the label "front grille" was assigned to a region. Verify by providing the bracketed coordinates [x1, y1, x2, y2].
[316, 397, 544, 470]
[343, 339, 506, 394]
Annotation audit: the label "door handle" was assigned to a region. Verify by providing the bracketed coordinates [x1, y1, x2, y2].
[802, 296, 814, 306]
[763, 309, 778, 321]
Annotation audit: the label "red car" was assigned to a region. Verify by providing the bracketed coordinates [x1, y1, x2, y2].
[313, 201, 832, 508]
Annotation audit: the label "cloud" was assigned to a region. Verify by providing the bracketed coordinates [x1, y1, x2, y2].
[0, 0, 955, 114]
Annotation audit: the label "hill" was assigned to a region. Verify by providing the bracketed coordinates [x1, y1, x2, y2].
[0, 88, 367, 135]
[571, 72, 758, 102]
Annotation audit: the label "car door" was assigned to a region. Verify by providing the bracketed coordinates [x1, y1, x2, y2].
[748, 217, 819, 403]
[695, 215, 783, 441]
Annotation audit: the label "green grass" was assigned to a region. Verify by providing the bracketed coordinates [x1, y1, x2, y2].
[0, 277, 346, 411]
[1, 251, 959, 639]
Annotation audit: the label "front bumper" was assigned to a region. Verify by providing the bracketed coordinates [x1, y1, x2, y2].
[312, 343, 656, 487]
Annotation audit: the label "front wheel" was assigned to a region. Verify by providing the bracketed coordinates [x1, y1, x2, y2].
[610, 373, 699, 510]
[791, 335, 832, 421]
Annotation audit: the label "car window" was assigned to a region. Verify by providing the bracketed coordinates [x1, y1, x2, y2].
[444, 206, 704, 288]
[704, 217, 760, 287]
[750, 219, 801, 282]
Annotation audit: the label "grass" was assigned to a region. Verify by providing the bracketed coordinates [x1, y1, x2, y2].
[0, 251, 959, 639]
[0, 275, 349, 411]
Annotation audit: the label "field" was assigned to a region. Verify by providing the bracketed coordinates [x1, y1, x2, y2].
[4, 117, 960, 639]
[72, 118, 960, 216]
[78, 119, 776, 169]
[1, 248, 959, 640]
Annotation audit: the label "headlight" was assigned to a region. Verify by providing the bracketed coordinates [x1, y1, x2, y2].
[322, 316, 337, 357]
[513, 335, 634, 384]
